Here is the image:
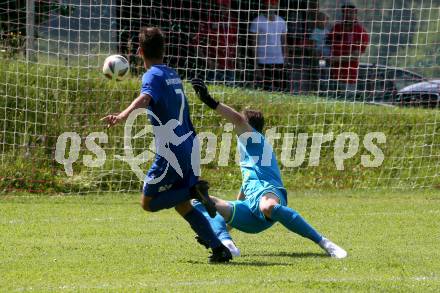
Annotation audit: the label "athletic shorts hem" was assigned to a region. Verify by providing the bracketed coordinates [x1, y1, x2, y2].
[226, 202, 236, 225]
[263, 189, 287, 206]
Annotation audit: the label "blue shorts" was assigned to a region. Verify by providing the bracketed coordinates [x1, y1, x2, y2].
[143, 160, 198, 197]
[227, 188, 287, 234]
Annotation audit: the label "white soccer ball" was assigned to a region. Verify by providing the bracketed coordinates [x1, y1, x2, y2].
[102, 54, 129, 81]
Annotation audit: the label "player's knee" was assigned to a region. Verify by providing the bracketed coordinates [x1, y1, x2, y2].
[260, 203, 275, 218]
[259, 194, 280, 218]
[175, 200, 193, 216]
[140, 195, 154, 212]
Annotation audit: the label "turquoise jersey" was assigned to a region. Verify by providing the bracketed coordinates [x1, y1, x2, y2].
[238, 129, 286, 199]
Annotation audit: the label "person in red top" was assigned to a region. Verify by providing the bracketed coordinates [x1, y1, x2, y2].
[195, 0, 238, 84]
[327, 4, 369, 98]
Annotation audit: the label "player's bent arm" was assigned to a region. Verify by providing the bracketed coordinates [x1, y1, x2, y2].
[216, 103, 253, 135]
[118, 93, 151, 120]
[191, 79, 252, 135]
[101, 94, 151, 128]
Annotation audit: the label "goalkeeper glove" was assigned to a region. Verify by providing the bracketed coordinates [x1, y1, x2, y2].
[191, 78, 219, 110]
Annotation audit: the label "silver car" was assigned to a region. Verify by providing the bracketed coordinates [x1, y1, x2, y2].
[394, 80, 440, 108]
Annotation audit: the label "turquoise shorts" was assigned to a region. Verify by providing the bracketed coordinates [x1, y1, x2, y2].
[226, 188, 287, 234]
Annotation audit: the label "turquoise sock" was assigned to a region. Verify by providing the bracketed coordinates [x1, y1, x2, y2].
[270, 204, 323, 244]
[193, 201, 232, 241]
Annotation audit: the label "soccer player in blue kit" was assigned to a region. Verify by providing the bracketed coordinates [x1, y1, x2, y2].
[191, 79, 347, 259]
[101, 27, 232, 263]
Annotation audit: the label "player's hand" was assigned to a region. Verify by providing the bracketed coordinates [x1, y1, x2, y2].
[191, 78, 209, 97]
[100, 114, 122, 128]
[191, 78, 219, 110]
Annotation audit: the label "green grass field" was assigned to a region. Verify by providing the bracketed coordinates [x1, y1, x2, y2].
[1, 189, 440, 291]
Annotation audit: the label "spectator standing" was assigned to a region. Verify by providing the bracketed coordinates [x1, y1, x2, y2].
[310, 12, 331, 58]
[310, 11, 331, 93]
[327, 4, 369, 99]
[287, 1, 320, 93]
[249, 0, 288, 91]
[195, 0, 239, 84]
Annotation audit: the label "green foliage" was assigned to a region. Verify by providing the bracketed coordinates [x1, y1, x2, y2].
[403, 7, 440, 77]
[0, 0, 72, 58]
[0, 31, 25, 58]
[0, 59, 439, 193]
[1, 190, 440, 291]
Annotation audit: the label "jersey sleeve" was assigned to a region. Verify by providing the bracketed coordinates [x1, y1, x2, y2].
[140, 72, 162, 103]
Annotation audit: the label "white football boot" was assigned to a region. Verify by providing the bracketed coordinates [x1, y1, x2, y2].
[221, 239, 241, 257]
[319, 237, 347, 259]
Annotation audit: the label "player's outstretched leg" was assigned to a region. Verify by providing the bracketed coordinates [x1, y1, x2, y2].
[190, 180, 217, 218]
[192, 200, 240, 257]
[261, 193, 347, 259]
[175, 200, 232, 263]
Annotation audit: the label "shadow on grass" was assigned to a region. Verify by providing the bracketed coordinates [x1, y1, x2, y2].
[227, 261, 292, 267]
[185, 252, 326, 267]
[185, 260, 292, 267]
[246, 252, 326, 258]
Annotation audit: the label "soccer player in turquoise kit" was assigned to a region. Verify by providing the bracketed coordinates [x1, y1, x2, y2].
[101, 27, 232, 263]
[191, 78, 347, 258]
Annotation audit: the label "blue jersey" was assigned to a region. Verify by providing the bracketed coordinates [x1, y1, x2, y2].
[140, 64, 196, 170]
[238, 130, 285, 198]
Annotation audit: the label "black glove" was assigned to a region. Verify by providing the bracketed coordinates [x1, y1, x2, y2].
[191, 78, 219, 110]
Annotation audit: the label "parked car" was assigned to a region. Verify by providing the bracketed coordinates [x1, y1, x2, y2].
[393, 80, 440, 108]
[317, 63, 425, 101]
[357, 63, 425, 102]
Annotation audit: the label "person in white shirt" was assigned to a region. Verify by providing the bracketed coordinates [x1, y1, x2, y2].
[249, 0, 288, 91]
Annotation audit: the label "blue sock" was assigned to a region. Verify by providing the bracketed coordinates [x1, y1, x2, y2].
[270, 204, 323, 244]
[193, 201, 232, 241]
[148, 187, 190, 212]
[183, 207, 222, 248]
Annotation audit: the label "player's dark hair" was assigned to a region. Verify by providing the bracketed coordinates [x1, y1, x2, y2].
[139, 27, 165, 60]
[243, 109, 265, 133]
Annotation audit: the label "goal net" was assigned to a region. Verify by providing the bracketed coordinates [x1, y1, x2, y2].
[0, 0, 439, 193]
